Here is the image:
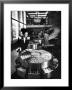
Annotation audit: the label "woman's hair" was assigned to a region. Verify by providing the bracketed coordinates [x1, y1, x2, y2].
[21, 28, 28, 35]
[21, 28, 33, 36]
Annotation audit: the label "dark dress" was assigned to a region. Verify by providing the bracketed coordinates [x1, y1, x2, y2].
[18, 37, 29, 50]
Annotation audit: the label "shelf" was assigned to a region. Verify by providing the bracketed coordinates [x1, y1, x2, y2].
[26, 25, 52, 28]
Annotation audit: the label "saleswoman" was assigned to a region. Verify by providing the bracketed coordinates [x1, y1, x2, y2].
[18, 28, 30, 50]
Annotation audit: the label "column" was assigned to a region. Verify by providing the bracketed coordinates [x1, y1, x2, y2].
[24, 11, 26, 28]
